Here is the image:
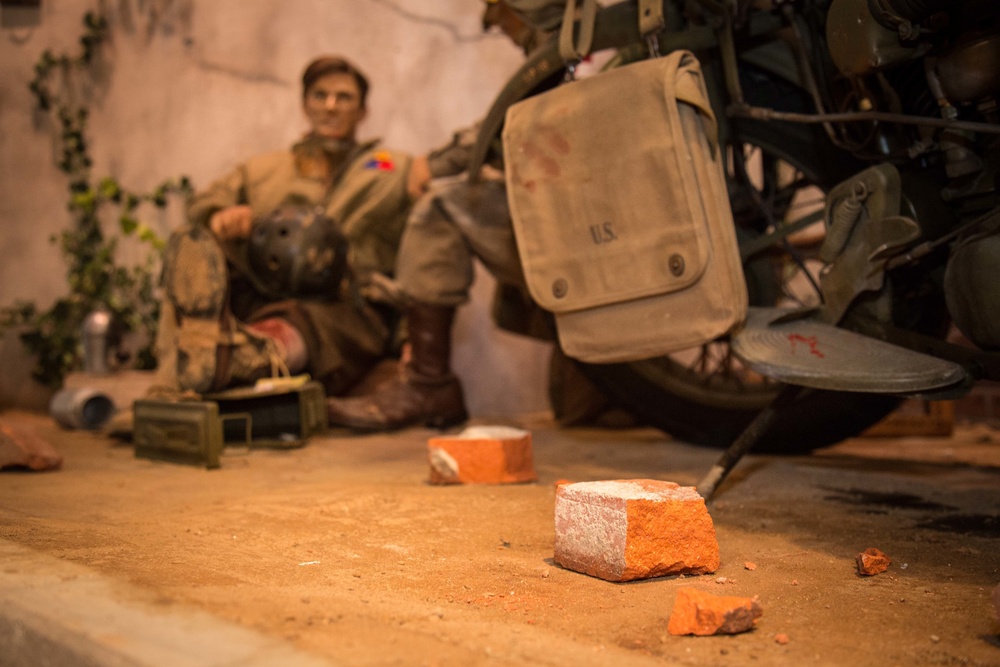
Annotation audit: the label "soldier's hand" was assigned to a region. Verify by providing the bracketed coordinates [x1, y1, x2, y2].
[406, 155, 432, 201]
[209, 205, 253, 240]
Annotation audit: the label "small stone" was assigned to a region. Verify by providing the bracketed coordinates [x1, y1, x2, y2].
[930, 635, 940, 643]
[856, 548, 892, 576]
[744, 562, 758, 571]
[667, 587, 763, 636]
[774, 633, 790, 645]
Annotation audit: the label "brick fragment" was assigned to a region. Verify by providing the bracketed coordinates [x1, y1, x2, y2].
[553, 479, 719, 582]
[667, 587, 763, 636]
[856, 548, 892, 576]
[0, 417, 62, 472]
[427, 426, 536, 485]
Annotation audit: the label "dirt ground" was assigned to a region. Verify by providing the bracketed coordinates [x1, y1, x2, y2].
[1, 407, 1000, 666]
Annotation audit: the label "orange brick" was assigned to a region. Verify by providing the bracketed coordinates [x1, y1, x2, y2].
[553, 479, 720, 582]
[667, 587, 763, 636]
[427, 426, 536, 485]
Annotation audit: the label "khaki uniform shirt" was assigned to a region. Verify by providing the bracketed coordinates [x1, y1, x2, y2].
[187, 137, 414, 285]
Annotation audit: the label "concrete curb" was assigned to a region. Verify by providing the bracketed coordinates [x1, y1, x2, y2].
[0, 540, 333, 667]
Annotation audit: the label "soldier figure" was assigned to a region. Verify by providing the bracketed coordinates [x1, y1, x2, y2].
[155, 55, 421, 399]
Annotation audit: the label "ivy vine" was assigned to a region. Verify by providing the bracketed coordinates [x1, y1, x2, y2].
[0, 9, 191, 387]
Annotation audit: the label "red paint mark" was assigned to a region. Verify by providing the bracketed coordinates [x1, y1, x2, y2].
[521, 141, 561, 179]
[788, 334, 825, 358]
[540, 126, 571, 155]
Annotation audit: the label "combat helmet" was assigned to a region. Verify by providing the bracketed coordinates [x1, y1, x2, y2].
[247, 204, 349, 300]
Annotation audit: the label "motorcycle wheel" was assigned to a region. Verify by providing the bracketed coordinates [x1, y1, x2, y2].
[578, 115, 906, 454]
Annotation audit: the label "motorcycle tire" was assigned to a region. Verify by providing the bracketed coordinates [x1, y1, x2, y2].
[576, 109, 907, 454]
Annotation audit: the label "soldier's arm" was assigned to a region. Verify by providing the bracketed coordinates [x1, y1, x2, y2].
[208, 206, 253, 240]
[425, 123, 481, 179]
[185, 164, 251, 234]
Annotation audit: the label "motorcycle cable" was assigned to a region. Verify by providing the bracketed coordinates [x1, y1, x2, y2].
[728, 105, 1000, 137]
[883, 205, 1000, 271]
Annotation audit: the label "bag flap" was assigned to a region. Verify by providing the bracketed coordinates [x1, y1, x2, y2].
[503, 51, 720, 313]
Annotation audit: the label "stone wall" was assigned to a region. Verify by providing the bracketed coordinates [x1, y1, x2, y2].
[0, 0, 553, 417]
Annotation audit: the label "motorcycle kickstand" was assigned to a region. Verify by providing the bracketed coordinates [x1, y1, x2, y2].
[696, 384, 811, 502]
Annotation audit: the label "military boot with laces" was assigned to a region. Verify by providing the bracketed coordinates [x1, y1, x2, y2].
[161, 225, 287, 394]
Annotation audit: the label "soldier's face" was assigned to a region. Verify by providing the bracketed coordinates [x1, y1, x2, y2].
[303, 73, 366, 140]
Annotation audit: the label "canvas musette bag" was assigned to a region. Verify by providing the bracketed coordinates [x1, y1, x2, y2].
[503, 50, 748, 363]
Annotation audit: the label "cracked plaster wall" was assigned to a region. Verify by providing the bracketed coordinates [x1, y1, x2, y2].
[0, 0, 553, 418]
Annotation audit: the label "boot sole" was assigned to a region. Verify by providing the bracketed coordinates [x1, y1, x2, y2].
[163, 228, 229, 393]
[330, 409, 468, 433]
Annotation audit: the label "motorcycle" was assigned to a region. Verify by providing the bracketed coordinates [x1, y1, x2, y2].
[470, 0, 1000, 453]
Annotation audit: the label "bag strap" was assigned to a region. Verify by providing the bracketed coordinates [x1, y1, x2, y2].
[558, 0, 599, 65]
[637, 0, 665, 38]
[670, 51, 720, 156]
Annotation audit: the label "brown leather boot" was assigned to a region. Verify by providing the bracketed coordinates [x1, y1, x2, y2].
[326, 303, 468, 430]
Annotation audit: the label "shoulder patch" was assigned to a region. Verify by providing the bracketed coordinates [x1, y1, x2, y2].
[364, 151, 396, 171]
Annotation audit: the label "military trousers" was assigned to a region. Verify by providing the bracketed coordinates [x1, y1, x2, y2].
[218, 233, 396, 396]
[241, 291, 393, 396]
[393, 176, 622, 426]
[396, 177, 525, 306]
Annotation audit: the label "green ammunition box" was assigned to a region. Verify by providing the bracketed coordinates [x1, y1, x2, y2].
[133, 379, 326, 468]
[206, 380, 327, 448]
[134, 400, 224, 469]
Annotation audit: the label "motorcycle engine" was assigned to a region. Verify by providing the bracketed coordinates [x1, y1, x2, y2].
[826, 0, 929, 75]
[827, 0, 1000, 106]
[825, 0, 1000, 351]
[933, 29, 1000, 105]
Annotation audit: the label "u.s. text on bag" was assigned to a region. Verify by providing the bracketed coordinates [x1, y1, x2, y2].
[503, 50, 748, 363]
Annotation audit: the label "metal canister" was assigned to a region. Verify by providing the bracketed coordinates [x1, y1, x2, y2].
[49, 387, 116, 430]
[81, 308, 112, 375]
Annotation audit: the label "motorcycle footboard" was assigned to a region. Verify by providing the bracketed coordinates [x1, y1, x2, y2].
[730, 307, 968, 394]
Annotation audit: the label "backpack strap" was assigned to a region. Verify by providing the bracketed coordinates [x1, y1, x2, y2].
[637, 0, 665, 38]
[558, 0, 599, 65]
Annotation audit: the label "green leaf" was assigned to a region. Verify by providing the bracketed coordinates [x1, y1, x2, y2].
[119, 216, 138, 234]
